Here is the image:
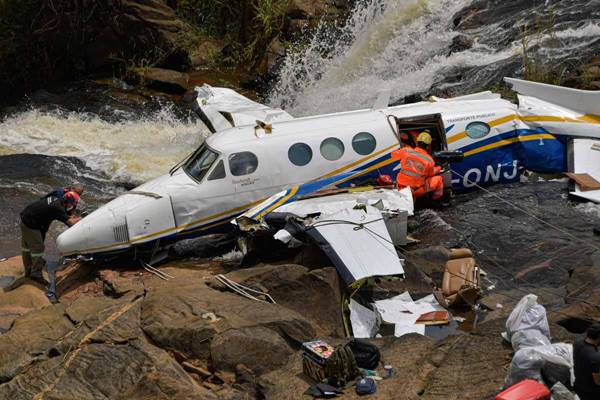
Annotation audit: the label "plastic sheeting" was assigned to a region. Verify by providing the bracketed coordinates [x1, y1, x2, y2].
[505, 343, 573, 387]
[349, 299, 380, 338]
[504, 294, 551, 345]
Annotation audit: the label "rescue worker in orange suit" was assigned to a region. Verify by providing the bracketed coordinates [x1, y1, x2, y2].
[392, 132, 443, 202]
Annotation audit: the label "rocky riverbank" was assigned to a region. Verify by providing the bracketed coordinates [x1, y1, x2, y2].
[1, 180, 598, 399]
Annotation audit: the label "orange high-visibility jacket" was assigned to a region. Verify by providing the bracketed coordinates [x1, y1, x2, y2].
[392, 146, 436, 189]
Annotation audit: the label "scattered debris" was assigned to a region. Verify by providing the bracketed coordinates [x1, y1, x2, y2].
[502, 294, 574, 391]
[496, 379, 551, 400]
[215, 274, 276, 304]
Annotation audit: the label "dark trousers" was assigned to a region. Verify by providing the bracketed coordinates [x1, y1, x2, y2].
[20, 222, 45, 278]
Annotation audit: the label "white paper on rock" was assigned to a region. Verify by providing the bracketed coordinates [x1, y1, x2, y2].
[349, 299, 379, 338]
[373, 293, 445, 337]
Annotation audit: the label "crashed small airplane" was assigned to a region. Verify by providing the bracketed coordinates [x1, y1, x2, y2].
[57, 78, 600, 259]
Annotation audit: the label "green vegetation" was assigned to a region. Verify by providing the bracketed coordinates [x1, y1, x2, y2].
[518, 12, 566, 85]
[174, 0, 290, 67]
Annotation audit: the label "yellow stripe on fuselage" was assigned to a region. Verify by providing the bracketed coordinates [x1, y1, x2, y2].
[255, 186, 300, 219]
[447, 113, 600, 144]
[316, 143, 399, 180]
[463, 133, 556, 157]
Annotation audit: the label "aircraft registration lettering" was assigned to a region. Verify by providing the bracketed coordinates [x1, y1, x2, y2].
[452, 160, 519, 187]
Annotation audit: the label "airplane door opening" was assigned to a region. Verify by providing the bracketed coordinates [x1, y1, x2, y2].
[387, 113, 448, 152]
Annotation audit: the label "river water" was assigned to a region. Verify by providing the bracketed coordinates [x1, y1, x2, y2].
[0, 0, 599, 283]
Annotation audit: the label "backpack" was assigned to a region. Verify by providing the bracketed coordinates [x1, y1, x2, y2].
[323, 344, 360, 387]
[347, 339, 381, 370]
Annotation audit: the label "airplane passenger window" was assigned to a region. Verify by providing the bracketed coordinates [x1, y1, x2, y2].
[465, 121, 491, 139]
[229, 152, 258, 176]
[208, 160, 226, 180]
[288, 143, 313, 166]
[184, 145, 219, 182]
[352, 132, 377, 155]
[320, 137, 345, 161]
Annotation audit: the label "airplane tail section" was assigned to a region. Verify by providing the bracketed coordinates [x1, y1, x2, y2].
[194, 84, 294, 132]
[505, 78, 600, 202]
[504, 77, 600, 116]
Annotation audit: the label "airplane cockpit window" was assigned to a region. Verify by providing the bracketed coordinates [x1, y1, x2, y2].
[229, 152, 258, 176]
[466, 121, 491, 139]
[184, 145, 219, 182]
[288, 143, 313, 166]
[352, 132, 376, 155]
[208, 160, 226, 181]
[320, 137, 345, 161]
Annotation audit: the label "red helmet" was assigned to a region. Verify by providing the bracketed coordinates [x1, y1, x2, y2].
[63, 191, 80, 211]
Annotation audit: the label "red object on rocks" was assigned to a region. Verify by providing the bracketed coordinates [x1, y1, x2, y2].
[496, 379, 550, 400]
[376, 174, 393, 186]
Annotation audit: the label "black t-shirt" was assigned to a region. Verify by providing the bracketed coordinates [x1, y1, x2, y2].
[20, 197, 70, 234]
[574, 336, 600, 397]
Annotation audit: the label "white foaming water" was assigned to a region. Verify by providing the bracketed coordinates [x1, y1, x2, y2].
[0, 106, 209, 183]
[268, 0, 600, 116]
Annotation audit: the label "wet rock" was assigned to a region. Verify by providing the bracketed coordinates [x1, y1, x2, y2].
[129, 67, 190, 94]
[448, 35, 474, 55]
[212, 264, 344, 337]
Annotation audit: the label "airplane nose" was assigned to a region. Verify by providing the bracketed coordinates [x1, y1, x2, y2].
[56, 223, 83, 255]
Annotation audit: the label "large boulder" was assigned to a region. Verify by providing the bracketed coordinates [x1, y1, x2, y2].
[0, 282, 50, 332]
[210, 264, 345, 337]
[128, 67, 190, 94]
[0, 305, 73, 383]
[141, 278, 316, 374]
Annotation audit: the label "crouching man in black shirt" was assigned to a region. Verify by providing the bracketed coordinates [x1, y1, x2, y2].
[18, 188, 82, 287]
[574, 323, 600, 400]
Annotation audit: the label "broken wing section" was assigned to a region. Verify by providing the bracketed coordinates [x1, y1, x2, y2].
[194, 84, 294, 132]
[505, 78, 600, 202]
[505, 77, 600, 139]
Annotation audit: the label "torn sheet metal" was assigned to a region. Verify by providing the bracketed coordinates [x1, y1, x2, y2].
[569, 138, 600, 203]
[275, 188, 413, 217]
[373, 293, 446, 338]
[195, 84, 294, 132]
[349, 299, 380, 338]
[306, 206, 405, 284]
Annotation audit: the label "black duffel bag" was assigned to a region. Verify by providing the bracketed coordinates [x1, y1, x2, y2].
[347, 339, 381, 370]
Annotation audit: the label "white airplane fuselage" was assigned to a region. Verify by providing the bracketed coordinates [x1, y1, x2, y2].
[57, 81, 600, 258]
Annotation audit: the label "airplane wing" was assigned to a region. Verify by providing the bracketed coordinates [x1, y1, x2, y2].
[504, 78, 600, 202]
[232, 172, 413, 285]
[194, 84, 294, 132]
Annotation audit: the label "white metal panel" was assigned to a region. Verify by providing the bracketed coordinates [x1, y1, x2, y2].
[570, 138, 600, 203]
[506, 77, 600, 116]
[312, 206, 404, 283]
[126, 196, 176, 243]
[276, 188, 414, 216]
